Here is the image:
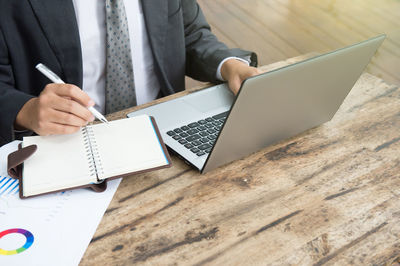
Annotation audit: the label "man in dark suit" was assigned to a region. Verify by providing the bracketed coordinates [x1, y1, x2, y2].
[0, 0, 259, 146]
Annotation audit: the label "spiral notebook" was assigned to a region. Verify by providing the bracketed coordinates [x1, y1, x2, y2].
[7, 115, 171, 198]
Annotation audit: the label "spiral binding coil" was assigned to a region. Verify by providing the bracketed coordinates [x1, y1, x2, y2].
[82, 126, 104, 180]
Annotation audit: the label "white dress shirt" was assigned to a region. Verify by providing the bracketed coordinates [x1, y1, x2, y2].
[72, 0, 247, 114]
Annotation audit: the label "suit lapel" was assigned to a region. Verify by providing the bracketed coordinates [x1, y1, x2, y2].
[28, 0, 83, 87]
[28, 0, 167, 89]
[141, 0, 168, 70]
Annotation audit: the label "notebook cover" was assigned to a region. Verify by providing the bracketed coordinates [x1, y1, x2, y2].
[7, 116, 171, 199]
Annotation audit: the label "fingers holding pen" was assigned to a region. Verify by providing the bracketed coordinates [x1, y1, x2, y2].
[51, 83, 95, 107]
[15, 83, 97, 136]
[52, 96, 95, 123]
[49, 108, 90, 128]
[42, 84, 95, 121]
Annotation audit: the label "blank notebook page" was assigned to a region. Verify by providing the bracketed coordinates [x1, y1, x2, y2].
[90, 115, 168, 180]
[22, 131, 95, 197]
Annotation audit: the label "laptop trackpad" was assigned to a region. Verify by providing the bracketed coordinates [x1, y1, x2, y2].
[182, 85, 235, 113]
[128, 84, 234, 129]
[129, 99, 203, 129]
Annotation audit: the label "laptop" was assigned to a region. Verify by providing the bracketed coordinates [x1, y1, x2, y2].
[128, 35, 385, 173]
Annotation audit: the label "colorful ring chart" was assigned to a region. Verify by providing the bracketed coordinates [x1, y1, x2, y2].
[0, 229, 34, 255]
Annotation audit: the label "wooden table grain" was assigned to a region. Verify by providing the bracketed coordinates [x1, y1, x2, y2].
[80, 55, 400, 266]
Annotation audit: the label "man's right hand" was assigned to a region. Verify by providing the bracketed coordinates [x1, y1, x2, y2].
[15, 84, 95, 136]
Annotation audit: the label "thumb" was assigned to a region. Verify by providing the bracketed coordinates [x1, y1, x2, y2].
[229, 76, 243, 95]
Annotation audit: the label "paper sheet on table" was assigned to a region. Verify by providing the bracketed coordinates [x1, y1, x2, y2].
[0, 141, 121, 266]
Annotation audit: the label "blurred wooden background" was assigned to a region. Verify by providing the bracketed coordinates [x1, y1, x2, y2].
[187, 0, 400, 87]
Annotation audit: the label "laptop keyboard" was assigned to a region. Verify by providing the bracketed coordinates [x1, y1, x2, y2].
[166, 111, 229, 157]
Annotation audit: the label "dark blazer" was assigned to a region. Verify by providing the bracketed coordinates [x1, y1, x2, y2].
[0, 0, 257, 146]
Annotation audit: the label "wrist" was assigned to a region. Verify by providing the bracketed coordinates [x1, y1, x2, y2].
[15, 98, 36, 131]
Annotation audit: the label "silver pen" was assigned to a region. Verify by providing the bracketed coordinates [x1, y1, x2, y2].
[35, 63, 109, 124]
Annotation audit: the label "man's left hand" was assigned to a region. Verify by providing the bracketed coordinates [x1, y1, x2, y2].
[221, 59, 263, 95]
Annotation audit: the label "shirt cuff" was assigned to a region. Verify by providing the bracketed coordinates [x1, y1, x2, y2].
[13, 128, 34, 140]
[216, 56, 251, 81]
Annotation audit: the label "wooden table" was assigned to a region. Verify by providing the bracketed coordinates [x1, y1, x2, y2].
[81, 55, 400, 265]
